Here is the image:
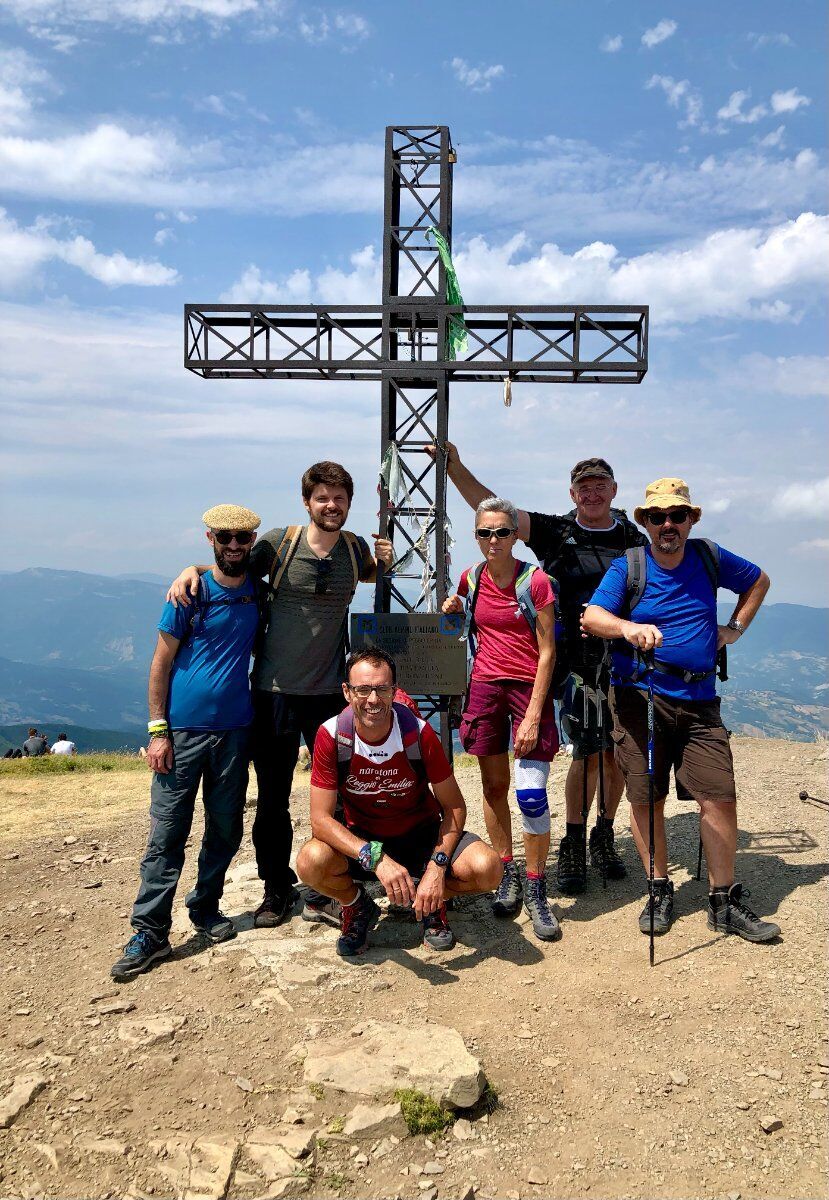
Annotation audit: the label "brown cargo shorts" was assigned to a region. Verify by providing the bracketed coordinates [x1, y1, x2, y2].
[609, 685, 736, 806]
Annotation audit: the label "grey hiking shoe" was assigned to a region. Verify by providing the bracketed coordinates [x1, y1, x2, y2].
[707, 884, 780, 943]
[491, 860, 522, 917]
[523, 876, 561, 942]
[638, 879, 674, 936]
[302, 894, 342, 928]
[190, 909, 236, 943]
[423, 903, 456, 951]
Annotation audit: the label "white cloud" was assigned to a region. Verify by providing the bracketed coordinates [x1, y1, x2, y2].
[757, 125, 785, 148]
[600, 34, 622, 53]
[450, 57, 505, 93]
[707, 498, 731, 514]
[720, 354, 829, 398]
[154, 226, 174, 246]
[717, 90, 768, 125]
[220, 244, 379, 304]
[0, 45, 53, 131]
[0, 207, 179, 288]
[747, 32, 794, 49]
[297, 11, 370, 44]
[647, 74, 702, 128]
[773, 478, 829, 516]
[194, 91, 269, 122]
[770, 88, 811, 114]
[642, 19, 677, 49]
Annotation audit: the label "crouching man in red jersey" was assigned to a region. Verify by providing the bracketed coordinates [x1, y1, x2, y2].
[296, 648, 502, 957]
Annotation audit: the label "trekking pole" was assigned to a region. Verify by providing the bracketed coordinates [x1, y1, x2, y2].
[698, 644, 728, 879]
[644, 651, 656, 968]
[594, 666, 608, 890]
[581, 677, 590, 882]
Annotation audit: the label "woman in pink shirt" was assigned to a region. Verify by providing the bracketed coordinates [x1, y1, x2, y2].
[443, 497, 560, 942]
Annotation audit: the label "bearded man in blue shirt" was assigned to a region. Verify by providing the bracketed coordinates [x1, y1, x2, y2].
[583, 478, 780, 945]
[112, 504, 262, 982]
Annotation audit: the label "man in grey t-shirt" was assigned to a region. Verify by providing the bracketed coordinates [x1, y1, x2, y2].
[168, 461, 392, 927]
[22, 728, 48, 756]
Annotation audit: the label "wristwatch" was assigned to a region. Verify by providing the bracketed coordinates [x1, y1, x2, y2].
[430, 851, 450, 870]
[726, 619, 745, 635]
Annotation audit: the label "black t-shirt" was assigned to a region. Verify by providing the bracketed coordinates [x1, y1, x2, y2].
[526, 511, 647, 620]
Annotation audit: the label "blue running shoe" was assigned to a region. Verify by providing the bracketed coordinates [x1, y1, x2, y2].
[190, 910, 236, 943]
[111, 930, 171, 981]
[336, 889, 380, 958]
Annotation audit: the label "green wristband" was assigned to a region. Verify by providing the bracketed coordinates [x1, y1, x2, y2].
[369, 841, 384, 870]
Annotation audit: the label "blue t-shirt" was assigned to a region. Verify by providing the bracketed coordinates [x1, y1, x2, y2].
[158, 572, 259, 731]
[589, 541, 761, 701]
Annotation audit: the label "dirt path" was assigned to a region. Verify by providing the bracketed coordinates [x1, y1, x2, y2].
[0, 739, 827, 1200]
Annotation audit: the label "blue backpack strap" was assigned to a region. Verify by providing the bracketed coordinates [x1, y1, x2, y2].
[514, 561, 539, 635]
[184, 575, 211, 646]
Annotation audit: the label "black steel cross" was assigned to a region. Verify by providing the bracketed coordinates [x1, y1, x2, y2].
[184, 124, 649, 746]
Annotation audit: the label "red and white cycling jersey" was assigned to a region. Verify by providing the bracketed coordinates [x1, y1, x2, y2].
[311, 709, 451, 838]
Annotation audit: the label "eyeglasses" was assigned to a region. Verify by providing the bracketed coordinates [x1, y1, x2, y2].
[346, 684, 395, 699]
[315, 558, 334, 595]
[475, 527, 516, 540]
[212, 530, 254, 545]
[646, 509, 691, 527]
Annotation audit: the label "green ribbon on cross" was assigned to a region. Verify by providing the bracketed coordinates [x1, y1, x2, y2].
[427, 226, 469, 360]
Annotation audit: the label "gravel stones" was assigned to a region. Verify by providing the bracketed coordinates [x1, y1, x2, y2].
[0, 1073, 48, 1129]
[117, 1014, 186, 1048]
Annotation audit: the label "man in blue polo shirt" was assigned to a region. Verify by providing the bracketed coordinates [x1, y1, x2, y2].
[583, 478, 780, 944]
[112, 504, 261, 982]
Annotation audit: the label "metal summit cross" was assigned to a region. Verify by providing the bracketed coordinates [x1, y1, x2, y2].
[184, 124, 649, 743]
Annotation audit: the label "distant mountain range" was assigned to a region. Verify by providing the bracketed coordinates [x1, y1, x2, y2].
[0, 568, 826, 747]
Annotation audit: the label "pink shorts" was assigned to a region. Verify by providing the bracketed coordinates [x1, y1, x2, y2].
[459, 678, 559, 761]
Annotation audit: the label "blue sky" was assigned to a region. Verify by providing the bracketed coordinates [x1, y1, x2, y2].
[0, 0, 826, 605]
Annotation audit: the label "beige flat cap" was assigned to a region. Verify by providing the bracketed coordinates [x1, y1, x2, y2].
[202, 504, 261, 531]
[634, 478, 701, 525]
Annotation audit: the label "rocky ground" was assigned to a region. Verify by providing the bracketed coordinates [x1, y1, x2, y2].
[0, 738, 827, 1200]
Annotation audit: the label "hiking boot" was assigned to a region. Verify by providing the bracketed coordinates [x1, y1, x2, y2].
[491, 860, 522, 917]
[190, 909, 236, 943]
[638, 879, 674, 936]
[589, 824, 627, 880]
[556, 834, 587, 895]
[301, 893, 342, 928]
[423, 903, 456, 951]
[111, 930, 171, 981]
[524, 876, 561, 942]
[254, 885, 297, 929]
[707, 884, 780, 943]
[336, 889, 380, 958]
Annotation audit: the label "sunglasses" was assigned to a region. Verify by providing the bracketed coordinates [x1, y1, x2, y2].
[212, 530, 254, 545]
[475, 526, 516, 540]
[315, 558, 334, 595]
[646, 509, 691, 527]
[347, 684, 396, 699]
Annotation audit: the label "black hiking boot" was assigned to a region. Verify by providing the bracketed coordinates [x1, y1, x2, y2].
[523, 876, 561, 942]
[336, 888, 380, 958]
[556, 834, 587, 895]
[707, 884, 780, 943]
[254, 885, 297, 929]
[190, 909, 236, 943]
[491, 860, 522, 917]
[111, 930, 172, 981]
[638, 879, 674, 936]
[589, 824, 627, 880]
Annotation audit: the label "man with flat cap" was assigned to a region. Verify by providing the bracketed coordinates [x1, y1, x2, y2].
[112, 505, 262, 981]
[583, 478, 779, 943]
[434, 444, 645, 907]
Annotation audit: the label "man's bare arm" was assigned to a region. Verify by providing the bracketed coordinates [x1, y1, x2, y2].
[430, 774, 467, 859]
[718, 570, 770, 649]
[310, 786, 367, 860]
[148, 632, 180, 720]
[428, 441, 532, 541]
[582, 604, 663, 652]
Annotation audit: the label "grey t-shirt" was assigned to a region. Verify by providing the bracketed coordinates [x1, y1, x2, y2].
[250, 526, 372, 696]
[23, 736, 48, 757]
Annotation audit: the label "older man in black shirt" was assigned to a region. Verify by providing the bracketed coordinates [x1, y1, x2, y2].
[436, 445, 645, 897]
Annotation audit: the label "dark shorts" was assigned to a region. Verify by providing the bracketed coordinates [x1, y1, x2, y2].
[610, 686, 736, 806]
[558, 669, 613, 760]
[459, 678, 559, 760]
[347, 822, 480, 882]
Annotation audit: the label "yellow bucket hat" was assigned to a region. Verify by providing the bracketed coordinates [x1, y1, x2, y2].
[202, 504, 261, 531]
[634, 478, 701, 526]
